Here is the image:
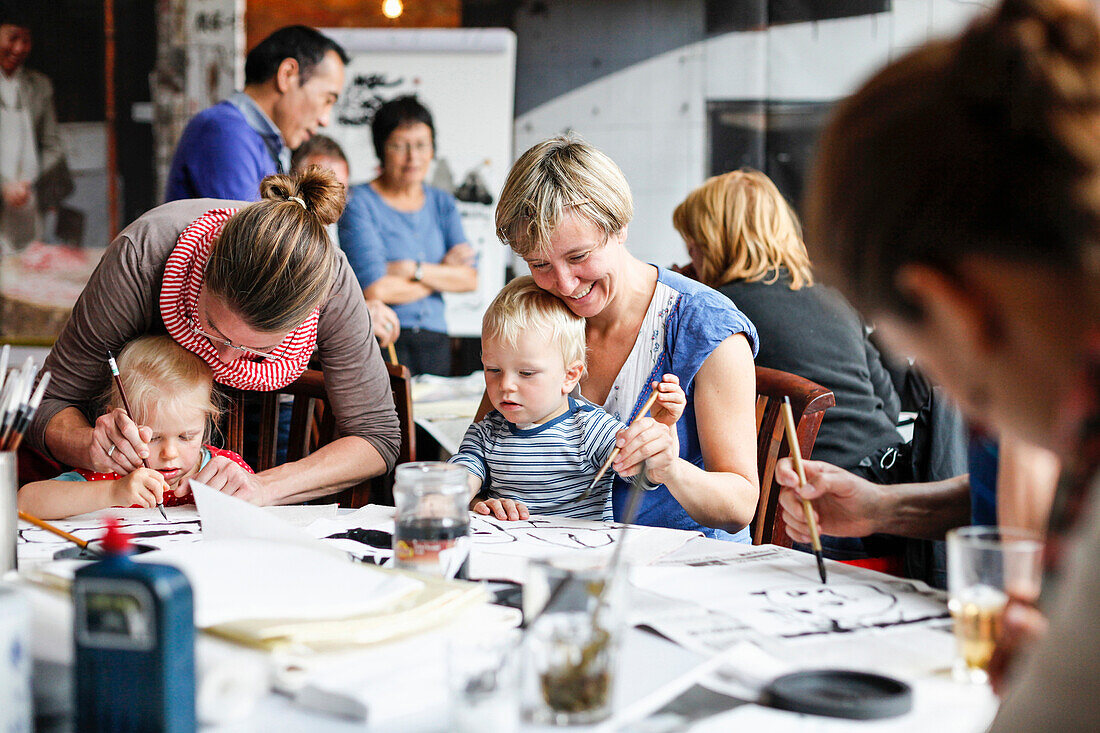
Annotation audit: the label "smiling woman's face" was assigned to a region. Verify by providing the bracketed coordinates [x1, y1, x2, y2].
[521, 213, 625, 320]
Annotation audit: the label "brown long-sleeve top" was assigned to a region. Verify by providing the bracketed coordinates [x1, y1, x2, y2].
[29, 198, 401, 472]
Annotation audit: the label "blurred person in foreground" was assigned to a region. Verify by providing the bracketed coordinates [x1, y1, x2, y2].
[791, 0, 1100, 727]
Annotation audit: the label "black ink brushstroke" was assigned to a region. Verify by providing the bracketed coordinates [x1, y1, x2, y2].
[325, 528, 393, 549]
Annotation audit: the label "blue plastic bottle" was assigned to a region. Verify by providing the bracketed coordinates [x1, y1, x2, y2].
[72, 517, 196, 732]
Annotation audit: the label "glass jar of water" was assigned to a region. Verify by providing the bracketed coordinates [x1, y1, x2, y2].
[392, 462, 471, 578]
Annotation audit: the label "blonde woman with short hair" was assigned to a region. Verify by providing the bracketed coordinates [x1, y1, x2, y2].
[495, 136, 760, 540]
[30, 167, 400, 505]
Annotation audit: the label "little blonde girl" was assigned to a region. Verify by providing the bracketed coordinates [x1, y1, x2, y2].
[18, 335, 252, 519]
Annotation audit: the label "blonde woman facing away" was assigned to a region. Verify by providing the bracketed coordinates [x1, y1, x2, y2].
[494, 136, 760, 541]
[673, 170, 904, 500]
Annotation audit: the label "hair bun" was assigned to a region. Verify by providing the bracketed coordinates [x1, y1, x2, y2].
[259, 167, 347, 227]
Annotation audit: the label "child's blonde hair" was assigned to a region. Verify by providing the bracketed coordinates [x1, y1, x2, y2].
[482, 276, 586, 367]
[106, 336, 221, 437]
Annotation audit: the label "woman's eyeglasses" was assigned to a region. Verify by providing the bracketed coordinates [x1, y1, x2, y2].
[187, 319, 280, 363]
[384, 141, 433, 155]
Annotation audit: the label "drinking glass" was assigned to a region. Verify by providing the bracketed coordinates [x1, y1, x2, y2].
[946, 526, 1043, 683]
[524, 560, 626, 725]
[447, 631, 521, 733]
[392, 462, 471, 578]
[1, 452, 16, 574]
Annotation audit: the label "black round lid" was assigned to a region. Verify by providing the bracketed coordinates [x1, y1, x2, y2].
[760, 669, 913, 720]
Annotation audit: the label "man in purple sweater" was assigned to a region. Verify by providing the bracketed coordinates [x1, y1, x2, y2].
[165, 25, 347, 202]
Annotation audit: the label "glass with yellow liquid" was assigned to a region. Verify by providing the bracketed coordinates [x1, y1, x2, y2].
[946, 527, 1042, 683]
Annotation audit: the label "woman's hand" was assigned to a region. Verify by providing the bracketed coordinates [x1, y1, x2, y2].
[91, 408, 153, 474]
[186, 455, 266, 504]
[472, 497, 530, 521]
[442, 243, 476, 267]
[612, 417, 681, 486]
[649, 375, 687, 426]
[109, 468, 167, 509]
[367, 299, 401, 347]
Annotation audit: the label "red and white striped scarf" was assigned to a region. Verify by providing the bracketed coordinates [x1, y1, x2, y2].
[159, 208, 319, 391]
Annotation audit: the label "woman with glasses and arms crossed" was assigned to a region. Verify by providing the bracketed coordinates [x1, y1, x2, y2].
[27, 167, 401, 505]
[338, 95, 477, 376]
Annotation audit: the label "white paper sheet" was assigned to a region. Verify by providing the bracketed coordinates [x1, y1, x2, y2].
[132, 539, 423, 628]
[17, 506, 204, 567]
[632, 547, 948, 639]
[191, 482, 344, 558]
[303, 505, 397, 565]
[470, 514, 697, 566]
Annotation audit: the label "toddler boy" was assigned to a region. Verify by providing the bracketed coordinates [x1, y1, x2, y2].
[449, 276, 684, 521]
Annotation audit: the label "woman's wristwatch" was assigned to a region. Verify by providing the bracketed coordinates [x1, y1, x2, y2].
[412, 261, 424, 282]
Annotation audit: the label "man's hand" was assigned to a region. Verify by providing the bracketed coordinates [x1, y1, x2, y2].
[91, 408, 153, 474]
[109, 468, 167, 509]
[776, 458, 889, 542]
[186, 456, 267, 504]
[367, 299, 401, 347]
[472, 497, 529, 520]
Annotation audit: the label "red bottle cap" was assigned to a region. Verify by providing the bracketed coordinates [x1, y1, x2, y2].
[100, 516, 133, 555]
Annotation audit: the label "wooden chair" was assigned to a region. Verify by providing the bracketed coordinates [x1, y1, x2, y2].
[224, 363, 415, 507]
[750, 366, 835, 547]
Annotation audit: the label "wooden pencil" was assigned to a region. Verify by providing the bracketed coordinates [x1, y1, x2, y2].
[18, 511, 100, 554]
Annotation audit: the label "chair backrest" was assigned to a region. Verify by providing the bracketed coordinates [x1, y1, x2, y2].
[224, 363, 415, 507]
[751, 366, 835, 546]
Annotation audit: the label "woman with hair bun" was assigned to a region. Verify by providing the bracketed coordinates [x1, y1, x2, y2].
[796, 0, 1100, 727]
[30, 167, 400, 505]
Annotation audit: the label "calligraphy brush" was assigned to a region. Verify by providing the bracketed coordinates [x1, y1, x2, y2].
[4, 372, 50, 452]
[580, 387, 662, 500]
[107, 351, 167, 520]
[523, 462, 649, 633]
[0, 366, 27, 447]
[18, 511, 104, 557]
[780, 396, 827, 584]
